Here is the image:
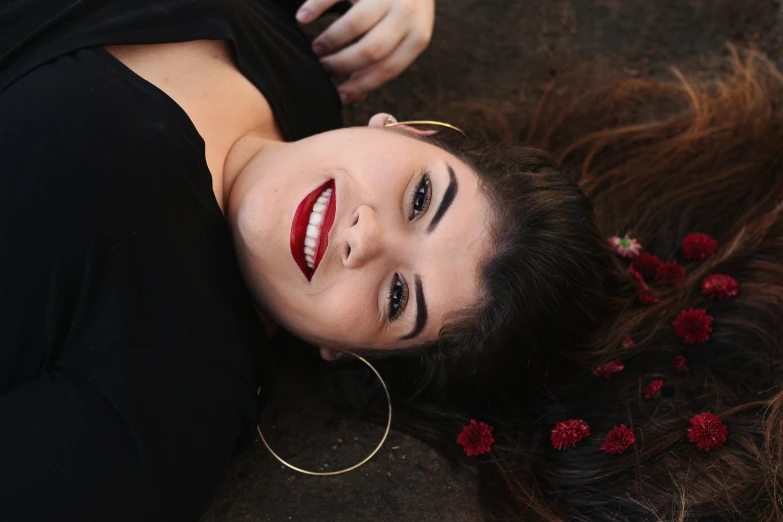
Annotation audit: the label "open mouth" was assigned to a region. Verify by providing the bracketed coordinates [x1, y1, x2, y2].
[290, 180, 336, 281]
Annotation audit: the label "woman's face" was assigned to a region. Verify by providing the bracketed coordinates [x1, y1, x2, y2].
[229, 114, 493, 354]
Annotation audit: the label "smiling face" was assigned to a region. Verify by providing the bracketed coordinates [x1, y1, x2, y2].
[228, 119, 493, 352]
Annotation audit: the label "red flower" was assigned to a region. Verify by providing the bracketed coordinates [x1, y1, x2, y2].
[456, 420, 494, 456]
[621, 335, 636, 350]
[637, 288, 659, 304]
[601, 425, 635, 455]
[551, 419, 591, 450]
[656, 262, 685, 286]
[701, 274, 739, 300]
[629, 267, 647, 288]
[643, 379, 663, 399]
[673, 308, 714, 344]
[631, 253, 662, 279]
[670, 355, 688, 372]
[609, 235, 642, 258]
[682, 233, 718, 261]
[591, 360, 625, 379]
[687, 412, 727, 451]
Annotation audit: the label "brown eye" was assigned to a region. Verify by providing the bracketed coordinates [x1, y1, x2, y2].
[387, 273, 408, 322]
[409, 173, 432, 220]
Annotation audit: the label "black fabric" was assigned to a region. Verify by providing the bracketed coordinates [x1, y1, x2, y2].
[0, 1, 341, 520]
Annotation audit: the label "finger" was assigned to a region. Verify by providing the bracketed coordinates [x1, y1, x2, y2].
[295, 0, 342, 24]
[337, 32, 428, 101]
[312, 0, 388, 57]
[319, 16, 403, 77]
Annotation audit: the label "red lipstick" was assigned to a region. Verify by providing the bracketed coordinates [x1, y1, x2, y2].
[290, 180, 336, 281]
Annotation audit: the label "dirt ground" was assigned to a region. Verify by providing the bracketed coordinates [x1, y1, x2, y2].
[201, 1, 783, 521]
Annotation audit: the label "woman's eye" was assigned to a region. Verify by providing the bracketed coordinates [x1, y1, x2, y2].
[408, 173, 432, 220]
[387, 273, 408, 322]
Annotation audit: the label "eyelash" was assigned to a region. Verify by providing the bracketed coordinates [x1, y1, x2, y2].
[408, 172, 432, 221]
[387, 173, 431, 323]
[387, 274, 408, 323]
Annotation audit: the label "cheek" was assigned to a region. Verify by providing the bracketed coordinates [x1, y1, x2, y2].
[310, 277, 382, 345]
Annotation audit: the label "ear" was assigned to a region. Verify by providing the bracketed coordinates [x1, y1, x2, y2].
[368, 113, 396, 128]
[318, 346, 344, 361]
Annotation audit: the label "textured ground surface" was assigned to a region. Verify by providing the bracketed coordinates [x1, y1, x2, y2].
[202, 1, 783, 521]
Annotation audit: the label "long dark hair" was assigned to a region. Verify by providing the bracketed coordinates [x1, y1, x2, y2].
[320, 47, 783, 520]
[335, 46, 783, 521]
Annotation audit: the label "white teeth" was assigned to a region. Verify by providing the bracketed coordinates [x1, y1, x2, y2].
[309, 212, 323, 225]
[302, 184, 334, 273]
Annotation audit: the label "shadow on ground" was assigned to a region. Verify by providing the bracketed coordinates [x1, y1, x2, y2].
[202, 1, 782, 520]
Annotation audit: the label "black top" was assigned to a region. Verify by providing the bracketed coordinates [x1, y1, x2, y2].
[0, 1, 341, 521]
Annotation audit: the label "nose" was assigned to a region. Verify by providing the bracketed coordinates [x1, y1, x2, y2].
[342, 205, 384, 269]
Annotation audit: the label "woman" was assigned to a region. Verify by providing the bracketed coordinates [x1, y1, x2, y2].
[3, 0, 609, 520]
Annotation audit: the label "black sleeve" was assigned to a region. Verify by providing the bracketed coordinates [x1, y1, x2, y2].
[0, 345, 252, 522]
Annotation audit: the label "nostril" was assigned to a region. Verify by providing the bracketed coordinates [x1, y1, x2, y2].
[351, 212, 359, 227]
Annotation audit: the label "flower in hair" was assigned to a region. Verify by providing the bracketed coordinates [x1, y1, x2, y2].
[591, 360, 625, 379]
[656, 262, 685, 286]
[601, 425, 635, 455]
[682, 233, 718, 261]
[621, 335, 636, 351]
[637, 288, 659, 304]
[456, 420, 494, 456]
[701, 274, 739, 300]
[670, 355, 688, 372]
[643, 380, 663, 399]
[629, 267, 646, 288]
[687, 412, 727, 451]
[631, 253, 662, 280]
[609, 235, 642, 258]
[551, 419, 591, 450]
[674, 308, 713, 344]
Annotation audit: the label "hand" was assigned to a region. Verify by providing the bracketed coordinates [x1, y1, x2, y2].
[296, 0, 435, 104]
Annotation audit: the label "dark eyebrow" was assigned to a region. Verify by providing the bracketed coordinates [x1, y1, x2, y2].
[400, 275, 427, 340]
[425, 163, 458, 234]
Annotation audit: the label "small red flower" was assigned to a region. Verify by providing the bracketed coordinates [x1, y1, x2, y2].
[670, 355, 688, 372]
[631, 253, 662, 279]
[601, 425, 635, 455]
[456, 420, 494, 456]
[701, 274, 739, 300]
[591, 360, 625, 379]
[609, 235, 642, 258]
[673, 308, 714, 344]
[643, 379, 663, 399]
[682, 233, 718, 261]
[637, 288, 659, 304]
[551, 419, 591, 450]
[687, 412, 727, 451]
[629, 267, 647, 288]
[656, 262, 685, 286]
[621, 335, 636, 350]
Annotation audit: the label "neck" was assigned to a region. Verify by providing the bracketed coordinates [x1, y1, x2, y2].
[221, 128, 284, 212]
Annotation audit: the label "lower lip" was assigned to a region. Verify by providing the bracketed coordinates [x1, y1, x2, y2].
[290, 180, 336, 281]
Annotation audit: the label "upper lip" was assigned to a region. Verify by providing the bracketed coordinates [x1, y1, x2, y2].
[289, 180, 337, 281]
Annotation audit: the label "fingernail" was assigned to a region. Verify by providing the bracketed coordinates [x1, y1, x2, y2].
[296, 8, 310, 23]
[312, 42, 326, 56]
[339, 92, 349, 104]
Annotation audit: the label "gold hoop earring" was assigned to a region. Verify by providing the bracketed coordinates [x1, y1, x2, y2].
[384, 119, 468, 138]
[256, 351, 392, 476]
